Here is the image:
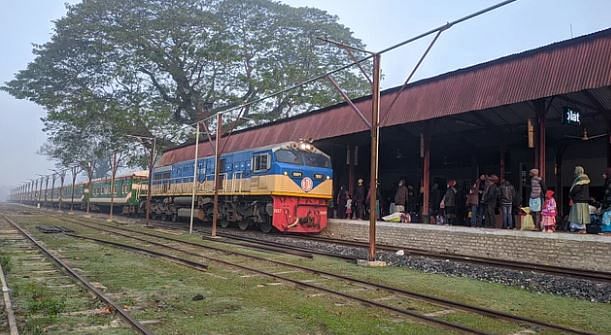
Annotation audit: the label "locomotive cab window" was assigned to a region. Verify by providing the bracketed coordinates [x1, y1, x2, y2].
[253, 153, 270, 172]
[275, 149, 301, 165]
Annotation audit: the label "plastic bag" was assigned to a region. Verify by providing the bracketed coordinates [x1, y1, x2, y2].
[382, 212, 402, 223]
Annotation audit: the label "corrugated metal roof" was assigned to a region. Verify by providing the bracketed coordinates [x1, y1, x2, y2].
[159, 28, 611, 166]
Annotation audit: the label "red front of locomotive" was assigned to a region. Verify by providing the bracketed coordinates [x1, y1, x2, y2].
[271, 196, 328, 233]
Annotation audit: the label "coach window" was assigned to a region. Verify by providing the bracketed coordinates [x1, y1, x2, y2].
[253, 153, 270, 172]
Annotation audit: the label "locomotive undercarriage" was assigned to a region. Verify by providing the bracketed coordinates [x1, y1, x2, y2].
[147, 195, 274, 232]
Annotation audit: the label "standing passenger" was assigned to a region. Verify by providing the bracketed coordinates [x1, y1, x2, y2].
[354, 179, 366, 220]
[443, 180, 458, 225]
[529, 169, 545, 230]
[430, 183, 441, 218]
[601, 169, 611, 233]
[541, 190, 557, 232]
[336, 185, 348, 219]
[499, 179, 516, 229]
[483, 175, 499, 228]
[345, 195, 353, 219]
[467, 181, 479, 227]
[568, 166, 590, 233]
[477, 174, 487, 226]
[394, 180, 408, 213]
[603, 168, 611, 211]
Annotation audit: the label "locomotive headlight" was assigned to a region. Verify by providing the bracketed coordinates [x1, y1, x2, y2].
[283, 171, 288, 176]
[326, 176, 330, 180]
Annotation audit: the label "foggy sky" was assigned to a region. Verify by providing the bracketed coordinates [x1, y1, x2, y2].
[1, 0, 610, 199]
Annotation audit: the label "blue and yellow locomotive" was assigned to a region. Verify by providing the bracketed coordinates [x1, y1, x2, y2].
[148, 141, 333, 233]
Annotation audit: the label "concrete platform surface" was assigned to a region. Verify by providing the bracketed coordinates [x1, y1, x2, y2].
[323, 219, 611, 272]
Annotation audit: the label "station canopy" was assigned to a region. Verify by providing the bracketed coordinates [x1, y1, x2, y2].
[159, 28, 611, 166]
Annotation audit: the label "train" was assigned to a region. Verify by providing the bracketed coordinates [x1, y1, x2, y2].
[9, 140, 333, 234]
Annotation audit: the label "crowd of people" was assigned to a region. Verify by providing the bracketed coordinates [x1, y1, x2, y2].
[333, 166, 611, 234]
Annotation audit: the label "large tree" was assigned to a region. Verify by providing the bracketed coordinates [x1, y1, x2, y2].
[3, 0, 370, 164]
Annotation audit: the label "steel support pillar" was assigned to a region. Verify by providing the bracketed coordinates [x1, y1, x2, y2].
[189, 121, 201, 234]
[368, 54, 381, 262]
[212, 112, 222, 238]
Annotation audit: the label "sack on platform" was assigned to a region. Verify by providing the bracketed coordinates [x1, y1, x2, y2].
[521, 213, 535, 231]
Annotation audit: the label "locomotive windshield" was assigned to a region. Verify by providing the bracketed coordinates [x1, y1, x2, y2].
[275, 149, 331, 168]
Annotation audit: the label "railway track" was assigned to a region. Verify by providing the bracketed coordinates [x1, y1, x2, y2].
[154, 220, 611, 284]
[53, 215, 599, 335]
[284, 234, 611, 283]
[16, 203, 611, 284]
[0, 214, 153, 335]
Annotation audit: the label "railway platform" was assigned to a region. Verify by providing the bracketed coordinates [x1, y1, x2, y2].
[323, 219, 611, 272]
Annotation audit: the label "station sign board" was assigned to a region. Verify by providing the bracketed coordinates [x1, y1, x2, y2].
[562, 107, 581, 126]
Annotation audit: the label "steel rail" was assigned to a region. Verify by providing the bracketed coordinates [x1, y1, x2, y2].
[0, 215, 154, 335]
[62, 216, 311, 259]
[61, 215, 314, 259]
[65, 233, 208, 271]
[60, 222, 492, 335]
[288, 235, 611, 283]
[200, 235, 313, 259]
[65, 219, 598, 335]
[0, 251, 19, 335]
[204, 231, 356, 261]
[16, 206, 611, 282]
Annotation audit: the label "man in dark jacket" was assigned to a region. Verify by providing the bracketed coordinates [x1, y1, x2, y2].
[443, 180, 458, 225]
[499, 179, 516, 229]
[529, 169, 546, 230]
[354, 179, 366, 220]
[336, 185, 347, 219]
[394, 180, 408, 213]
[482, 175, 499, 228]
[477, 174, 487, 226]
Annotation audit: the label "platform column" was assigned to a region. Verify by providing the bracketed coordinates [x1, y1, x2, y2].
[421, 123, 431, 224]
[367, 53, 381, 262]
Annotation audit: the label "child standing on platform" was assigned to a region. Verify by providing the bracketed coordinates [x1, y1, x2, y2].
[541, 190, 557, 232]
[345, 195, 353, 219]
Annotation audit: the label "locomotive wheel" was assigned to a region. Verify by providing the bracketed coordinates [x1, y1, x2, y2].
[259, 215, 274, 234]
[258, 218, 273, 234]
[238, 220, 250, 231]
[220, 220, 231, 228]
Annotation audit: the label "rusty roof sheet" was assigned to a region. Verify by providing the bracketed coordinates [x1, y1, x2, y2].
[159, 28, 611, 166]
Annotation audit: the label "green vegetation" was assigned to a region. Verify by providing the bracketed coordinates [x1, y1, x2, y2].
[0, 254, 11, 273]
[2, 0, 371, 174]
[6, 213, 611, 334]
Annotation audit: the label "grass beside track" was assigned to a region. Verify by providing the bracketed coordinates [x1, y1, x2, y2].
[5, 209, 611, 334]
[6, 214, 450, 335]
